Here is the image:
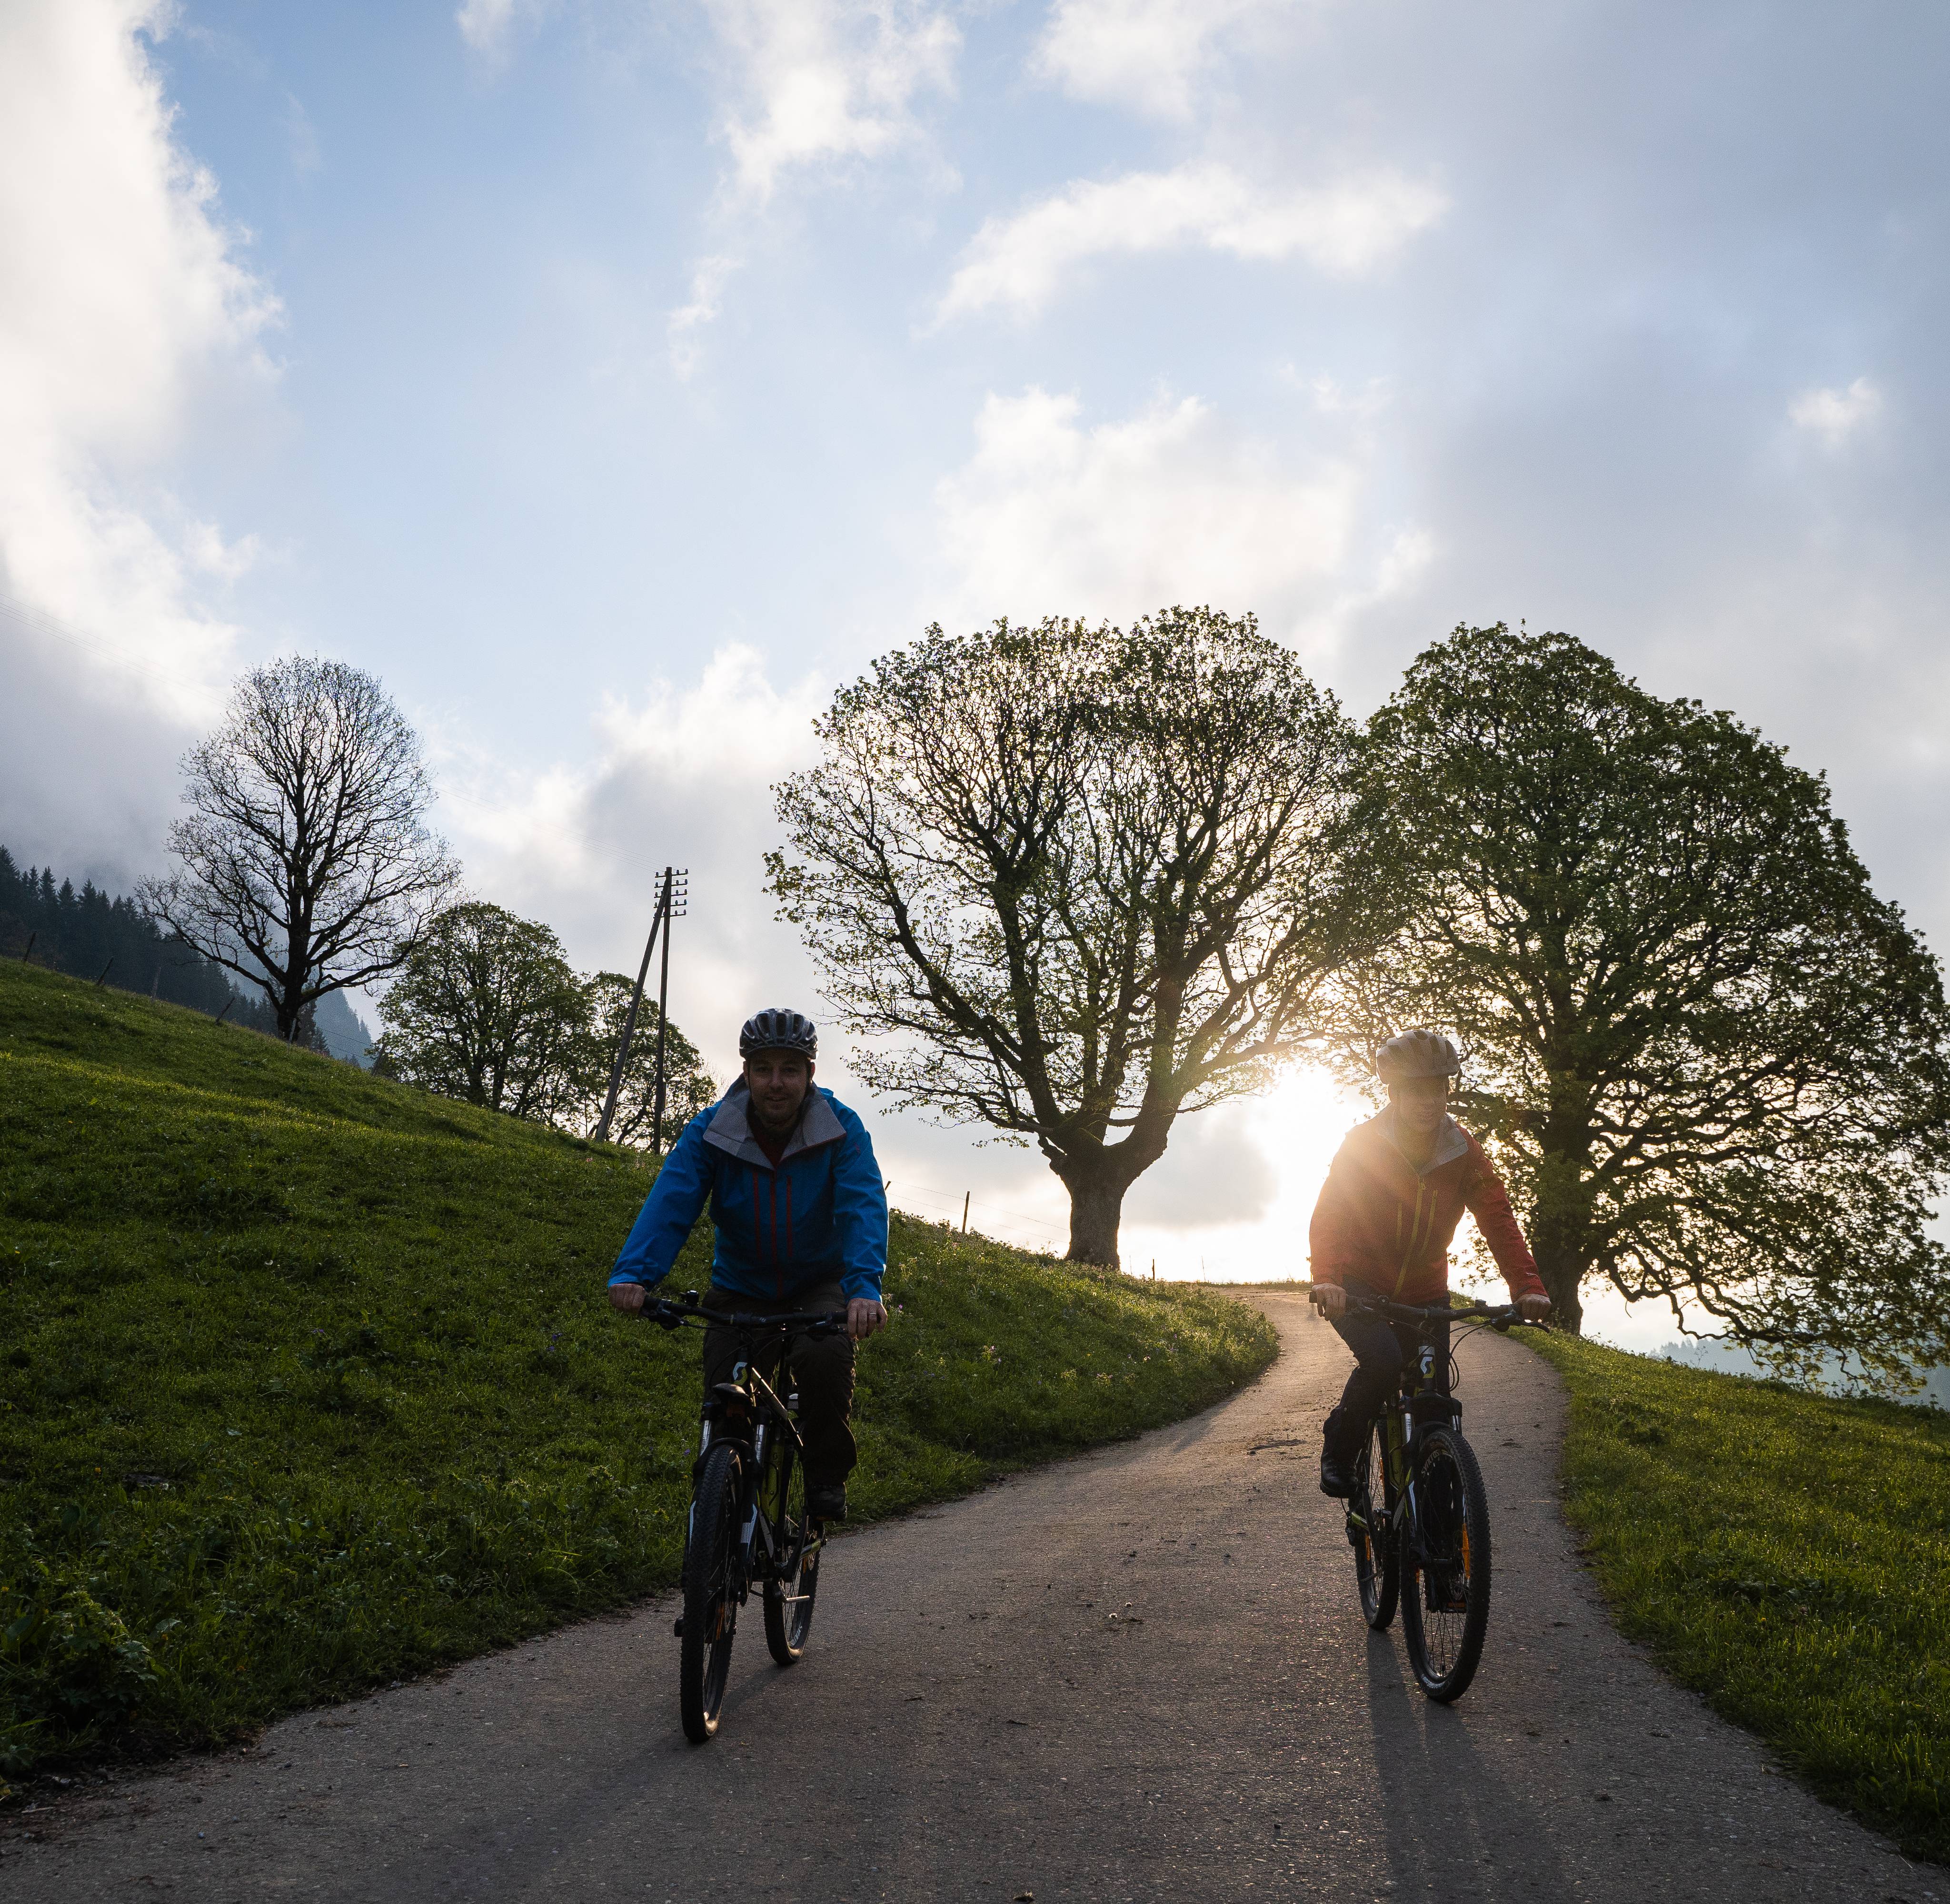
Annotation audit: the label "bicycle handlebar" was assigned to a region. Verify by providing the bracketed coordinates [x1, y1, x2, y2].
[637, 1292, 851, 1337]
[1335, 1289, 1547, 1332]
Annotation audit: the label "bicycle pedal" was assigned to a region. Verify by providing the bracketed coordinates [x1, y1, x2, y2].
[672, 1616, 684, 1637]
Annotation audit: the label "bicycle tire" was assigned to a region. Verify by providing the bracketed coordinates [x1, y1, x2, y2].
[1400, 1423, 1491, 1702]
[680, 1441, 741, 1743]
[1349, 1415, 1398, 1631]
[762, 1437, 820, 1666]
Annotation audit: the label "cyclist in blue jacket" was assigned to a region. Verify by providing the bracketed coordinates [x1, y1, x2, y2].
[607, 1008, 888, 1521]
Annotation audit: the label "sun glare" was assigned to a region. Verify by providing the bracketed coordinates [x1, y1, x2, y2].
[1122, 1064, 1372, 1284]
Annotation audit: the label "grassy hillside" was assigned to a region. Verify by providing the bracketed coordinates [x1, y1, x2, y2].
[0, 961, 1274, 1781]
[1532, 1330, 1950, 1864]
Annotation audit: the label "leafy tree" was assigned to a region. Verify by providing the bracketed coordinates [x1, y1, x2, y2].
[769, 607, 1386, 1269]
[576, 973, 717, 1150]
[1352, 624, 1950, 1386]
[375, 903, 587, 1121]
[140, 658, 458, 1042]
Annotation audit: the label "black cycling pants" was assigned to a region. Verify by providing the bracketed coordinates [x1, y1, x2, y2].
[700, 1281, 857, 1488]
[1329, 1309, 1451, 1434]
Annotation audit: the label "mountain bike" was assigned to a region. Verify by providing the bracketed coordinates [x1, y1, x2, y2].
[1339, 1291, 1545, 1702]
[640, 1291, 847, 1743]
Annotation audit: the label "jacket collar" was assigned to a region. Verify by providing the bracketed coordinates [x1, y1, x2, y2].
[1380, 1106, 1469, 1179]
[703, 1080, 846, 1170]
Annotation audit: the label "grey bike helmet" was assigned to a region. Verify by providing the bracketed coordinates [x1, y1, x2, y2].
[739, 1007, 818, 1060]
[1375, 1028, 1462, 1084]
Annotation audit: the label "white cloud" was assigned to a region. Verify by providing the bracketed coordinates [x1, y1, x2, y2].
[703, 0, 960, 204]
[443, 644, 830, 1083]
[0, 0, 277, 735]
[934, 161, 1446, 323]
[932, 385, 1415, 640]
[1788, 376, 1882, 447]
[667, 253, 741, 380]
[454, 0, 554, 66]
[1032, 0, 1290, 121]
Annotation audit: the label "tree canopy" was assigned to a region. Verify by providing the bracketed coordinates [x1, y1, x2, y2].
[375, 904, 716, 1145]
[769, 607, 1387, 1267]
[1352, 625, 1950, 1386]
[376, 902, 587, 1121]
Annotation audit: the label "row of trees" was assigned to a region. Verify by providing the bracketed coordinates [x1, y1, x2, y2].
[374, 902, 715, 1149]
[124, 656, 707, 1147]
[771, 612, 1950, 1386]
[0, 847, 233, 1012]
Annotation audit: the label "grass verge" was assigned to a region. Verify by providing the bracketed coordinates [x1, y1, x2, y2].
[1530, 1329, 1950, 1864]
[0, 960, 1274, 1782]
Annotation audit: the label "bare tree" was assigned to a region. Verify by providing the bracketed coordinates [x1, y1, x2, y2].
[768, 608, 1390, 1268]
[140, 657, 458, 1041]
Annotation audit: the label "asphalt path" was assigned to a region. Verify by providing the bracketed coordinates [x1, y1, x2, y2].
[2, 1293, 1938, 1902]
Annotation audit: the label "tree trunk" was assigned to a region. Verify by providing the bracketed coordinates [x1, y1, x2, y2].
[1064, 1174, 1128, 1270]
[1532, 1243, 1586, 1335]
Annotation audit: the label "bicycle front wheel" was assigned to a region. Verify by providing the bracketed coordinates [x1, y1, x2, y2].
[680, 1441, 741, 1742]
[1349, 1416, 1398, 1631]
[1400, 1424, 1491, 1702]
[762, 1438, 820, 1666]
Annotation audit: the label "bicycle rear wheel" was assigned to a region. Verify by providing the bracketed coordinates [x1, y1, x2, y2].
[680, 1441, 741, 1742]
[762, 1438, 820, 1666]
[1349, 1416, 1398, 1631]
[1400, 1424, 1491, 1702]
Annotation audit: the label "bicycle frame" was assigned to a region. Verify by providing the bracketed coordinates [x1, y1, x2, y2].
[1345, 1295, 1519, 1559]
[643, 1292, 846, 1600]
[699, 1355, 817, 1589]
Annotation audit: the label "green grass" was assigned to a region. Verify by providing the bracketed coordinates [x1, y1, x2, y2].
[0, 960, 1274, 1782]
[1531, 1329, 1950, 1864]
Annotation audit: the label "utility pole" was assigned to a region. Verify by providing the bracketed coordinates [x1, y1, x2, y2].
[593, 867, 686, 1145]
[648, 867, 689, 1151]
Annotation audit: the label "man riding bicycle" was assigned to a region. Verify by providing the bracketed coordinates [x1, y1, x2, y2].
[1309, 1029, 1551, 1497]
[607, 1008, 888, 1522]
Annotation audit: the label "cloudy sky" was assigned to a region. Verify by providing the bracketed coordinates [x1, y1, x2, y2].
[3, 0, 1946, 1333]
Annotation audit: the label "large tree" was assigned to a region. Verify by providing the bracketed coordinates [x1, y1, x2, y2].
[768, 607, 1387, 1268]
[140, 657, 458, 1041]
[374, 902, 586, 1121]
[1353, 624, 1950, 1386]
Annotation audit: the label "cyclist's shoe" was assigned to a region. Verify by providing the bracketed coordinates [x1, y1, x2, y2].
[806, 1483, 847, 1522]
[1318, 1407, 1359, 1497]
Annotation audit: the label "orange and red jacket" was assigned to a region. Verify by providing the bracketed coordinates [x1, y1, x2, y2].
[1308, 1111, 1545, 1306]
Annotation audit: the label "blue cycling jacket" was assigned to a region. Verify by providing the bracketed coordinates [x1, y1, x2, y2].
[607, 1082, 887, 1304]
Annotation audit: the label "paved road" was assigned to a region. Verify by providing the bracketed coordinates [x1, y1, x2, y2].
[2, 1294, 1938, 1902]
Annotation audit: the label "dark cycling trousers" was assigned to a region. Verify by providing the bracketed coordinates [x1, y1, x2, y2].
[1330, 1308, 1451, 1432]
[701, 1281, 856, 1488]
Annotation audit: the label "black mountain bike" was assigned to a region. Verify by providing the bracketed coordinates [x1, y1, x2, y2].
[1339, 1291, 1544, 1702]
[640, 1291, 847, 1743]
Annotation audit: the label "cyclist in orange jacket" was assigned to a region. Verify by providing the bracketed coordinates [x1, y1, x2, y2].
[1309, 1029, 1551, 1496]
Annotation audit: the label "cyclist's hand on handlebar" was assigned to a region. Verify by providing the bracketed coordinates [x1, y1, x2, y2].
[1310, 1283, 1348, 1320]
[1518, 1290, 1552, 1323]
[608, 1282, 647, 1313]
[847, 1298, 887, 1342]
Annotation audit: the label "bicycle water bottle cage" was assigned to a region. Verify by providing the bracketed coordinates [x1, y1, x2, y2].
[1410, 1392, 1462, 1428]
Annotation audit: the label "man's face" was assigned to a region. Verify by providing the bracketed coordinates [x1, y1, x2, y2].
[1388, 1072, 1450, 1134]
[745, 1049, 813, 1134]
